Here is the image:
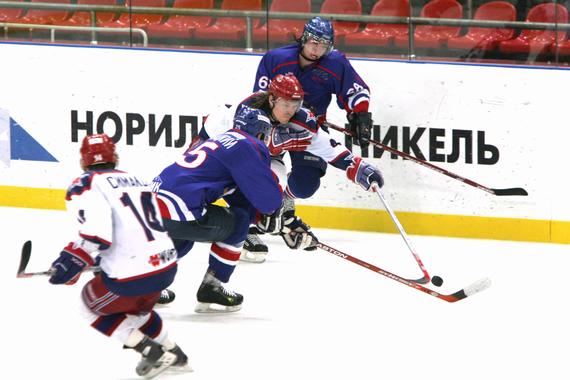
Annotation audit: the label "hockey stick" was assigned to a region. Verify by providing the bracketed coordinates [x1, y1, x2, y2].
[17, 240, 54, 278]
[17, 240, 99, 278]
[317, 241, 490, 303]
[324, 122, 528, 196]
[373, 183, 430, 284]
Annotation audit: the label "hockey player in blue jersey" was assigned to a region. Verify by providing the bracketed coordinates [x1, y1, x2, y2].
[152, 104, 312, 312]
[184, 74, 383, 266]
[245, 17, 376, 260]
[254, 16, 372, 146]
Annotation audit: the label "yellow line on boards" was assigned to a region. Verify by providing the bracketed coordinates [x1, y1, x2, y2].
[2, 186, 569, 244]
[0, 186, 66, 210]
[296, 205, 570, 245]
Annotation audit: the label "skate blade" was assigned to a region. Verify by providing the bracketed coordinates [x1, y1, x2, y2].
[194, 302, 242, 313]
[141, 352, 177, 379]
[239, 251, 267, 263]
[166, 364, 194, 374]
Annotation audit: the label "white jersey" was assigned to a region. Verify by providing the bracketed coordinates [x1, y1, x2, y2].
[203, 103, 238, 138]
[66, 169, 176, 283]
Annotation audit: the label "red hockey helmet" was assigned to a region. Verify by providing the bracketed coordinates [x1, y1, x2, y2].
[268, 74, 304, 101]
[80, 133, 117, 167]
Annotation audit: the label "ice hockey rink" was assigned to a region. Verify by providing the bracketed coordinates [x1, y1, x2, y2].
[4, 206, 568, 380]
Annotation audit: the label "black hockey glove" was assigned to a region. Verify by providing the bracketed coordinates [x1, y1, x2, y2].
[347, 111, 372, 151]
[257, 206, 284, 235]
[281, 216, 318, 251]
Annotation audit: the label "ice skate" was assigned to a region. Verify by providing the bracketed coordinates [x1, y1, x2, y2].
[240, 231, 268, 263]
[134, 337, 177, 379]
[195, 271, 243, 313]
[165, 344, 193, 374]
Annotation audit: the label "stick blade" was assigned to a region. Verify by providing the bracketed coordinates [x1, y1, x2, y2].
[493, 188, 528, 196]
[446, 277, 492, 302]
[17, 240, 32, 278]
[408, 275, 430, 284]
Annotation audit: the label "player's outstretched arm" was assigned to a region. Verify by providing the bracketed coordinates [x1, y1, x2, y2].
[346, 156, 384, 191]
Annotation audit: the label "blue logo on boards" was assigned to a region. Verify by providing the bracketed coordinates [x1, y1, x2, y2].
[10, 118, 57, 161]
[0, 113, 58, 167]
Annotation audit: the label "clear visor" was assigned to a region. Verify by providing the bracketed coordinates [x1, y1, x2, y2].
[273, 97, 303, 113]
[305, 32, 333, 48]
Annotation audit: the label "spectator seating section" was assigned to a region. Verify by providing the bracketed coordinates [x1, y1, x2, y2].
[393, 0, 463, 48]
[0, 0, 25, 23]
[17, 0, 71, 25]
[552, 17, 570, 55]
[251, 0, 311, 44]
[193, 0, 261, 41]
[342, 0, 410, 47]
[320, 0, 362, 41]
[499, 2, 567, 55]
[145, 0, 213, 40]
[58, 0, 118, 27]
[447, 1, 516, 51]
[97, 0, 166, 29]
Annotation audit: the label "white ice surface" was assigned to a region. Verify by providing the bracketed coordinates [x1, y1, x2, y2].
[3, 207, 569, 380]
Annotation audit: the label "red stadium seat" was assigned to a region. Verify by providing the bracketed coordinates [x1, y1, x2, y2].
[447, 1, 516, 51]
[193, 0, 261, 41]
[394, 0, 463, 49]
[320, 0, 363, 41]
[17, 0, 71, 25]
[146, 0, 213, 40]
[499, 2, 567, 55]
[251, 0, 311, 44]
[552, 24, 570, 55]
[343, 0, 410, 47]
[97, 0, 166, 29]
[0, 0, 25, 23]
[58, 0, 118, 27]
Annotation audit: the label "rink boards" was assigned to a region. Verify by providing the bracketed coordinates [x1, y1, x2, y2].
[1, 42, 569, 243]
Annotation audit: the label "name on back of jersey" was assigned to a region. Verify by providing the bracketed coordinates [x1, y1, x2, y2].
[214, 131, 246, 150]
[106, 175, 149, 189]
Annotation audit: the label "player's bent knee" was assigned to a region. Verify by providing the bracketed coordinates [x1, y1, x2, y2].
[164, 204, 235, 243]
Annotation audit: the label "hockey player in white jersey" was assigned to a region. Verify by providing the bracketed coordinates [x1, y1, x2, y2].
[48, 134, 190, 379]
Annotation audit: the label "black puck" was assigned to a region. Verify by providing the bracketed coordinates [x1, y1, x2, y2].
[431, 276, 444, 287]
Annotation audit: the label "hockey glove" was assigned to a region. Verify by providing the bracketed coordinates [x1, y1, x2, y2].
[267, 127, 313, 156]
[281, 216, 318, 251]
[257, 205, 284, 235]
[347, 112, 372, 151]
[346, 156, 384, 191]
[49, 242, 95, 285]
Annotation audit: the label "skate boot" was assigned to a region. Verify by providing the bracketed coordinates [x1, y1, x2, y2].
[156, 289, 176, 305]
[169, 345, 189, 367]
[133, 336, 177, 379]
[195, 271, 243, 313]
[165, 344, 193, 373]
[240, 229, 268, 263]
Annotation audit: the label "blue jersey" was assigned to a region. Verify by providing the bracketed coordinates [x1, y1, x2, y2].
[253, 44, 370, 118]
[153, 129, 282, 222]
